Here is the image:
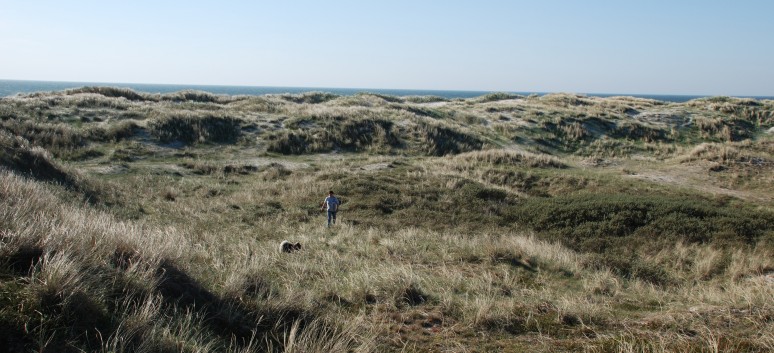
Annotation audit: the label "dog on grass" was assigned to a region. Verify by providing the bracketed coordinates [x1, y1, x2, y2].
[280, 240, 302, 253]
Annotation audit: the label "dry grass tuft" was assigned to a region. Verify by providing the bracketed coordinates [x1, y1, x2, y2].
[454, 149, 567, 168]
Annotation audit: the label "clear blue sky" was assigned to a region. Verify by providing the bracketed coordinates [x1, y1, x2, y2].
[1, 0, 772, 95]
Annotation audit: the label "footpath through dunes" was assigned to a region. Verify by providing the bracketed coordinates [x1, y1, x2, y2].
[1, 88, 773, 352]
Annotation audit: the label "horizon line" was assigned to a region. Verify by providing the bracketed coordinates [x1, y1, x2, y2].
[1, 78, 772, 99]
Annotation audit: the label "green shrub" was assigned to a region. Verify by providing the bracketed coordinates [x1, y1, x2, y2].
[511, 194, 774, 250]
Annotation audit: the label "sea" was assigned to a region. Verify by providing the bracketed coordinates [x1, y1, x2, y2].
[1, 79, 771, 103]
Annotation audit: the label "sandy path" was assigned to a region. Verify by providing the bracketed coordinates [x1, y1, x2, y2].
[625, 165, 772, 204]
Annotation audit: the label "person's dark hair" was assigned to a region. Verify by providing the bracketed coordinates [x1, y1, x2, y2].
[329, 190, 334, 194]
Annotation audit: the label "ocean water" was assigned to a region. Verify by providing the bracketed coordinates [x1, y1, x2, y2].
[0, 80, 493, 100]
[0, 79, 771, 103]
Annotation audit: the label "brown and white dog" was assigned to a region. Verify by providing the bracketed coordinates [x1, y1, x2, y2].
[280, 240, 302, 253]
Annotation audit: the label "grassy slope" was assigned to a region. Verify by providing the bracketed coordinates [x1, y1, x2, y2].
[1, 88, 773, 352]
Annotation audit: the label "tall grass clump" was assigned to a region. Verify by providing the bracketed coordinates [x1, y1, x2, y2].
[279, 92, 340, 104]
[680, 142, 773, 173]
[89, 120, 141, 142]
[454, 149, 567, 168]
[355, 92, 404, 103]
[267, 118, 400, 154]
[473, 92, 524, 103]
[414, 122, 483, 156]
[610, 121, 669, 142]
[148, 113, 242, 144]
[160, 90, 229, 104]
[683, 143, 743, 164]
[0, 119, 88, 153]
[403, 95, 448, 104]
[65, 86, 151, 102]
[694, 116, 755, 142]
[539, 93, 593, 107]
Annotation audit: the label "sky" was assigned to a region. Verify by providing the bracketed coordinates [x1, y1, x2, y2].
[1, 0, 773, 96]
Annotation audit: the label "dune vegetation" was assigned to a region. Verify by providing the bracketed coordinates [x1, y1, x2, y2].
[1, 87, 773, 352]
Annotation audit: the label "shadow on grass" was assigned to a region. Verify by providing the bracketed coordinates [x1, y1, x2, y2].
[155, 259, 311, 349]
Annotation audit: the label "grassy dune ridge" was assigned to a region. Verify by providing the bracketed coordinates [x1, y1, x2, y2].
[1, 88, 773, 352]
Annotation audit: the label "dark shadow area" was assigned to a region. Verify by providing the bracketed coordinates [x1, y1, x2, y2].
[398, 283, 429, 307]
[0, 135, 109, 204]
[0, 142, 79, 190]
[0, 320, 33, 353]
[3, 246, 44, 276]
[155, 260, 311, 348]
[491, 250, 537, 272]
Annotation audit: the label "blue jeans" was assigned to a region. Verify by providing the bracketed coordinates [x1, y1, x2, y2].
[327, 210, 337, 226]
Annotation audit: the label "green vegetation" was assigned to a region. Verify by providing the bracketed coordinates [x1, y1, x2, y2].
[1, 88, 773, 352]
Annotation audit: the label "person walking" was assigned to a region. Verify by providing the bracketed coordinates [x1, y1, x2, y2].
[321, 190, 340, 227]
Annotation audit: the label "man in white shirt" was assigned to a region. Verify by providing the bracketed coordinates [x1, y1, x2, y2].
[321, 190, 340, 227]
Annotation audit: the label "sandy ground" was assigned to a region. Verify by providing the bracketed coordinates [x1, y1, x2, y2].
[622, 163, 773, 204]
